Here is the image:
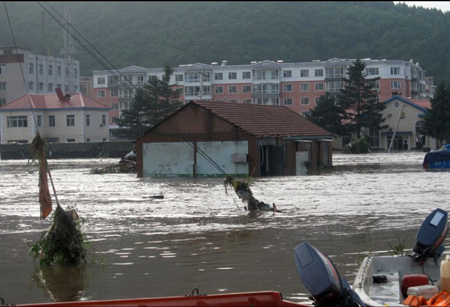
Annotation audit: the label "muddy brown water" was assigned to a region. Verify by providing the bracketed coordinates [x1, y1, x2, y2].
[1, 151, 450, 305]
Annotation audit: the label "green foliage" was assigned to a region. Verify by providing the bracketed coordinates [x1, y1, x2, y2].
[423, 81, 450, 144]
[343, 138, 371, 154]
[306, 93, 348, 136]
[1, 2, 450, 83]
[388, 236, 408, 256]
[112, 64, 183, 140]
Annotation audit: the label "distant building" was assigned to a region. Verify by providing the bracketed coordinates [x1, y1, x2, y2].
[0, 46, 80, 107]
[0, 89, 110, 144]
[91, 58, 432, 140]
[136, 100, 334, 177]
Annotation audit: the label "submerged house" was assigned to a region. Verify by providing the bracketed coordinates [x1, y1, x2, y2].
[136, 100, 334, 178]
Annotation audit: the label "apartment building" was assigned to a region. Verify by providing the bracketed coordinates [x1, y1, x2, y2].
[0, 46, 80, 107]
[91, 58, 432, 139]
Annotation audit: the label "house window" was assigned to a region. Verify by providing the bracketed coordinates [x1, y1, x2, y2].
[66, 139, 76, 143]
[0, 82, 6, 91]
[301, 97, 310, 105]
[283, 84, 293, 92]
[243, 85, 251, 93]
[242, 71, 251, 79]
[66, 114, 75, 127]
[175, 74, 184, 82]
[391, 81, 401, 89]
[29, 63, 34, 74]
[0, 98, 5, 107]
[97, 90, 106, 98]
[49, 115, 55, 127]
[0, 63, 5, 74]
[228, 72, 237, 80]
[301, 111, 310, 117]
[284, 98, 293, 105]
[214, 73, 223, 80]
[315, 83, 324, 91]
[86, 114, 90, 126]
[300, 69, 309, 77]
[37, 115, 42, 127]
[215, 86, 224, 94]
[38, 82, 44, 91]
[47, 83, 53, 91]
[97, 77, 106, 85]
[102, 115, 106, 125]
[48, 64, 53, 75]
[391, 67, 400, 75]
[283, 70, 292, 78]
[229, 86, 238, 93]
[301, 84, 310, 91]
[7, 116, 28, 127]
[39, 64, 44, 75]
[315, 69, 324, 77]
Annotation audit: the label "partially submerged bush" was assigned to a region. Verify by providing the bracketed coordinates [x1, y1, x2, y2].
[343, 138, 371, 154]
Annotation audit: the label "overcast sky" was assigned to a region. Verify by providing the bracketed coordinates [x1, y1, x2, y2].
[396, 1, 450, 12]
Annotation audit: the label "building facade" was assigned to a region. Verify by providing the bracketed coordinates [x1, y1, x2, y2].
[91, 58, 433, 140]
[0, 46, 80, 107]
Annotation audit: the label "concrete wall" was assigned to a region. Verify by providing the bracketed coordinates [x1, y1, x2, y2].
[0, 141, 134, 160]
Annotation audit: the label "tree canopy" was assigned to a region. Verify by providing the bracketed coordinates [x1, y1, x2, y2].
[423, 82, 450, 144]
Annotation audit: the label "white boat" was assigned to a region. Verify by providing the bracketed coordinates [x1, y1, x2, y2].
[352, 208, 449, 307]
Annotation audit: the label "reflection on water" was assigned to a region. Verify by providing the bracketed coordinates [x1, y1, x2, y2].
[1, 152, 450, 305]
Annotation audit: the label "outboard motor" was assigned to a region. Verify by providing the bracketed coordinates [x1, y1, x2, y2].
[411, 208, 448, 263]
[294, 242, 365, 307]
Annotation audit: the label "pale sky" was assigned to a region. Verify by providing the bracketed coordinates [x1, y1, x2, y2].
[395, 1, 450, 12]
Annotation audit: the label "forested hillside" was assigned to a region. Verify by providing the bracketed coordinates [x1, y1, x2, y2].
[1, 1, 450, 82]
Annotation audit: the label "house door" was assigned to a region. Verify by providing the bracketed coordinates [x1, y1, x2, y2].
[260, 145, 285, 176]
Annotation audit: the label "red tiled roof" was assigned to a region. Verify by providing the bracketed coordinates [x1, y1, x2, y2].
[193, 100, 333, 138]
[0, 93, 110, 111]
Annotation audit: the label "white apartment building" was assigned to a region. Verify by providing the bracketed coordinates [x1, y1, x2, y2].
[0, 46, 80, 107]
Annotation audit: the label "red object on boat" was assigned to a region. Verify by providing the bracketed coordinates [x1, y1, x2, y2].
[401, 274, 430, 297]
[12, 291, 308, 307]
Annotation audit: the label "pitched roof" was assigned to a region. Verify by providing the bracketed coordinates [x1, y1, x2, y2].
[192, 100, 333, 138]
[0, 93, 110, 111]
[384, 95, 430, 113]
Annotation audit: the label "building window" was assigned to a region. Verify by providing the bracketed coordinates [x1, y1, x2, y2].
[326, 67, 344, 78]
[57, 66, 61, 76]
[66, 114, 75, 127]
[74, 69, 78, 77]
[0, 82, 6, 91]
[47, 83, 53, 91]
[102, 115, 106, 125]
[48, 64, 53, 75]
[301, 111, 310, 117]
[301, 97, 310, 105]
[242, 71, 251, 79]
[186, 72, 200, 82]
[391, 81, 401, 89]
[215, 86, 224, 94]
[86, 114, 90, 126]
[29, 63, 34, 74]
[175, 74, 184, 82]
[300, 69, 309, 77]
[229, 86, 238, 93]
[283, 84, 293, 92]
[39, 64, 44, 75]
[7, 116, 28, 127]
[315, 83, 324, 91]
[229, 99, 238, 103]
[326, 81, 344, 92]
[228, 72, 237, 80]
[86, 138, 91, 142]
[366, 68, 379, 75]
[110, 88, 119, 97]
[97, 90, 106, 98]
[38, 82, 44, 91]
[315, 96, 320, 104]
[391, 67, 400, 75]
[111, 102, 119, 109]
[243, 85, 251, 93]
[49, 115, 55, 127]
[137, 75, 144, 84]
[37, 115, 42, 127]
[214, 73, 223, 80]
[243, 99, 252, 104]
[27, 82, 34, 90]
[66, 139, 76, 143]
[284, 98, 293, 105]
[0, 63, 5, 74]
[283, 70, 292, 78]
[97, 77, 106, 85]
[315, 69, 324, 77]
[0, 98, 5, 107]
[301, 84, 310, 91]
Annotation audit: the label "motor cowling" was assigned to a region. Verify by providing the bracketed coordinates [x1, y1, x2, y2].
[411, 208, 448, 263]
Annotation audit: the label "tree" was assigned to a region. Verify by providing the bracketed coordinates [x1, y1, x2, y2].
[423, 81, 450, 145]
[305, 93, 348, 136]
[113, 64, 183, 140]
[339, 58, 387, 139]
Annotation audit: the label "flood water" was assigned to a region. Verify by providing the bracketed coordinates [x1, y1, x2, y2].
[1, 151, 450, 305]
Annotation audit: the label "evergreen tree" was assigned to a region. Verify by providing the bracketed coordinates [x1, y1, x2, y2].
[423, 81, 450, 145]
[305, 93, 348, 136]
[339, 58, 386, 139]
[113, 64, 183, 140]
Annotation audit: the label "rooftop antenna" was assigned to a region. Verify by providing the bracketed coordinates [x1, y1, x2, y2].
[60, 6, 76, 93]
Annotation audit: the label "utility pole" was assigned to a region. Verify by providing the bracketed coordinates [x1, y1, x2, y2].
[388, 102, 405, 153]
[60, 6, 76, 93]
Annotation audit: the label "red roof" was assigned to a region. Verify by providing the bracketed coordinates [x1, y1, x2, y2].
[193, 100, 333, 138]
[0, 93, 110, 111]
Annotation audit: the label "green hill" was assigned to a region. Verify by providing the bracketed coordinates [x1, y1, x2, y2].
[1, 1, 450, 83]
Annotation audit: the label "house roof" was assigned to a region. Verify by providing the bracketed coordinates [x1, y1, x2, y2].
[384, 95, 430, 113]
[191, 100, 333, 139]
[0, 93, 110, 112]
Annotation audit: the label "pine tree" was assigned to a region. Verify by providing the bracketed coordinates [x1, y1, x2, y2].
[305, 93, 348, 136]
[423, 81, 450, 145]
[339, 59, 386, 139]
